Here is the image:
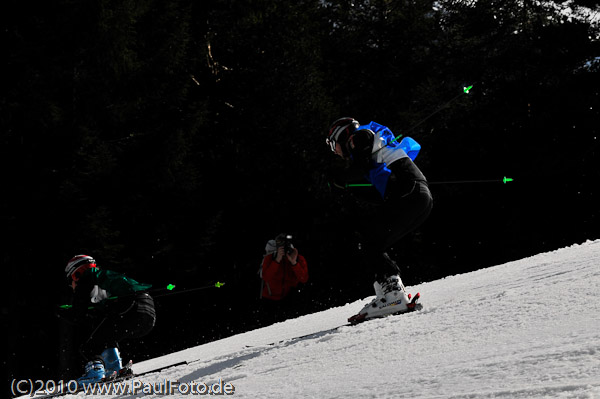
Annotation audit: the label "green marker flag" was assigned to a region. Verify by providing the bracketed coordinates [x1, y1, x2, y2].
[503, 176, 513, 184]
[464, 85, 473, 94]
[215, 282, 225, 288]
[167, 284, 176, 291]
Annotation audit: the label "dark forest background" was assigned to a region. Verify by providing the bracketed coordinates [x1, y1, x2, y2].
[3, 0, 599, 392]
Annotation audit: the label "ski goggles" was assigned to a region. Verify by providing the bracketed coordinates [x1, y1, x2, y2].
[326, 122, 354, 153]
[70, 263, 97, 283]
[325, 136, 337, 152]
[326, 128, 345, 152]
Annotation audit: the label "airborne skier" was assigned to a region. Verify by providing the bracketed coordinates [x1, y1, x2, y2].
[326, 118, 433, 322]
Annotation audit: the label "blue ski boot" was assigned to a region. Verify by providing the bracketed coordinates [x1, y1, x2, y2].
[77, 359, 105, 386]
[100, 347, 122, 378]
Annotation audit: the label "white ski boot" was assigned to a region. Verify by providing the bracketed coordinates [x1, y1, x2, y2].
[349, 275, 421, 324]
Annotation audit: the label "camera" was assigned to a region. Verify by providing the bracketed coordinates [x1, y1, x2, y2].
[276, 234, 294, 255]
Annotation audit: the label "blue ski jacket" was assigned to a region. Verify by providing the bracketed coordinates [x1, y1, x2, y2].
[343, 121, 426, 200]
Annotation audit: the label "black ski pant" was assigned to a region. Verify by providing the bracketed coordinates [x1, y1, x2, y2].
[80, 293, 156, 361]
[359, 180, 433, 282]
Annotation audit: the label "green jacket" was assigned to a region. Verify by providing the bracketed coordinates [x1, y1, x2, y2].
[94, 269, 152, 297]
[73, 268, 152, 315]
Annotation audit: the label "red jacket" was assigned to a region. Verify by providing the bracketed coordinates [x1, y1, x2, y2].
[261, 254, 308, 300]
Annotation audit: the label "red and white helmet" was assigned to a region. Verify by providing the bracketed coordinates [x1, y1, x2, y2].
[326, 117, 360, 154]
[65, 255, 97, 280]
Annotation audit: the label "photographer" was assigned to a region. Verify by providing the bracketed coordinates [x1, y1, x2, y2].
[260, 233, 308, 302]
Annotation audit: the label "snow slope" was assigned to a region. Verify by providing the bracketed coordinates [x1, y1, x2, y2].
[38, 240, 600, 398]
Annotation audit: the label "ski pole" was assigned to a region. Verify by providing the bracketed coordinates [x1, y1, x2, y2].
[345, 176, 513, 188]
[397, 84, 474, 140]
[373, 83, 475, 155]
[58, 281, 226, 309]
[79, 317, 108, 360]
[152, 281, 225, 298]
[428, 176, 514, 185]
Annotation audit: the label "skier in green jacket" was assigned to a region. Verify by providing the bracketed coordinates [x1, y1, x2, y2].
[64, 255, 156, 385]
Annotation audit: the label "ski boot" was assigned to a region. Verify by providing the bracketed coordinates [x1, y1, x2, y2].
[77, 358, 105, 387]
[349, 275, 420, 324]
[101, 347, 133, 379]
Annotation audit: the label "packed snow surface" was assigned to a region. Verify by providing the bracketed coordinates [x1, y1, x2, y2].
[44, 241, 600, 398]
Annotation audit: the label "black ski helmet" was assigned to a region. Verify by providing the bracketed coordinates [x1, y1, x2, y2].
[326, 117, 360, 156]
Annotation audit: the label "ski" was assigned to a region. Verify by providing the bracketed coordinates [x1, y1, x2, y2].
[135, 360, 188, 376]
[244, 296, 424, 349]
[348, 291, 423, 325]
[101, 359, 133, 382]
[348, 302, 422, 324]
[30, 360, 188, 398]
